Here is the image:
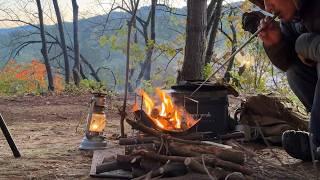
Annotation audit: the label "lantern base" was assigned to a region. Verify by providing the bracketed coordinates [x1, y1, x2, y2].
[79, 136, 107, 150]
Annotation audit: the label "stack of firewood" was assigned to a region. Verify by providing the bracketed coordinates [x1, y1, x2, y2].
[95, 118, 255, 180]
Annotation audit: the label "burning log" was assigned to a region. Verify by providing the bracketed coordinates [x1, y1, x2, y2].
[133, 87, 200, 133]
[126, 118, 207, 145]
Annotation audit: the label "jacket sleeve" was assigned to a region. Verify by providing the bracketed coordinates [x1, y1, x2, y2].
[263, 22, 299, 72]
[263, 38, 296, 71]
[295, 33, 320, 62]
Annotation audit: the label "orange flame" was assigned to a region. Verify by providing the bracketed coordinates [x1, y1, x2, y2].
[134, 88, 198, 132]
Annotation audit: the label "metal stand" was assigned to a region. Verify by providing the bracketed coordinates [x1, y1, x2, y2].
[0, 114, 21, 158]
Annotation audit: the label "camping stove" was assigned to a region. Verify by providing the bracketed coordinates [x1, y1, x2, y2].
[169, 81, 231, 135]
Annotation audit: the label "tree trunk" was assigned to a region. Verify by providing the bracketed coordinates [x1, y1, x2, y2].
[79, 63, 87, 80]
[52, 0, 70, 84]
[205, 0, 223, 65]
[36, 0, 54, 91]
[71, 0, 81, 86]
[143, 0, 156, 81]
[135, 0, 156, 87]
[181, 0, 207, 81]
[128, 68, 135, 92]
[224, 9, 238, 83]
[121, 0, 140, 137]
[206, 0, 217, 35]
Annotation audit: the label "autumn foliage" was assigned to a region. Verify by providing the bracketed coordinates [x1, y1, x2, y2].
[0, 59, 63, 94]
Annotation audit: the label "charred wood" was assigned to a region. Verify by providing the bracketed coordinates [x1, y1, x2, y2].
[140, 158, 162, 172]
[96, 161, 121, 174]
[132, 167, 148, 178]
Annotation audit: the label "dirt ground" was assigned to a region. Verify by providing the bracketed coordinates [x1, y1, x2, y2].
[0, 94, 126, 179]
[0, 94, 319, 179]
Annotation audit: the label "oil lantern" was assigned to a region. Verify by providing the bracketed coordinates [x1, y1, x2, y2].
[79, 92, 108, 150]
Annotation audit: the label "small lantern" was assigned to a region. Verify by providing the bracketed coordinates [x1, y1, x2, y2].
[79, 92, 108, 150]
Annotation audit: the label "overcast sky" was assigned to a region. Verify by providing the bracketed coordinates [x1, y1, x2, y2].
[0, 0, 242, 28]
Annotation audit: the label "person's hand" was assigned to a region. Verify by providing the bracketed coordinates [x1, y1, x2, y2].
[258, 17, 282, 47]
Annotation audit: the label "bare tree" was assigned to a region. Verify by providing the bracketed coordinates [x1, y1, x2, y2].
[36, 0, 54, 91]
[135, 0, 157, 87]
[71, 0, 81, 86]
[219, 7, 238, 82]
[0, 0, 106, 87]
[94, 0, 160, 89]
[52, 0, 70, 84]
[120, 0, 140, 137]
[180, 0, 207, 81]
[205, 0, 223, 65]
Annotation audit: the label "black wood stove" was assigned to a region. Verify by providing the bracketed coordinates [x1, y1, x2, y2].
[168, 80, 234, 135]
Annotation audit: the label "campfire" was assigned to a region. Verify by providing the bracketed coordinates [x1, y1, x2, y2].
[133, 88, 199, 133]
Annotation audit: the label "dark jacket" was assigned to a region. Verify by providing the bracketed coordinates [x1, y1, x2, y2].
[264, 0, 320, 71]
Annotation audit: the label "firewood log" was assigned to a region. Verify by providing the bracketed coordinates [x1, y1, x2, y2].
[132, 167, 147, 178]
[202, 155, 253, 175]
[169, 142, 245, 164]
[168, 143, 202, 157]
[211, 167, 230, 179]
[97, 155, 140, 174]
[134, 150, 252, 175]
[219, 132, 245, 140]
[116, 155, 137, 171]
[119, 136, 158, 145]
[224, 172, 246, 180]
[96, 161, 121, 174]
[140, 158, 161, 171]
[125, 143, 158, 155]
[133, 162, 187, 180]
[184, 157, 209, 174]
[152, 173, 212, 180]
[134, 150, 186, 163]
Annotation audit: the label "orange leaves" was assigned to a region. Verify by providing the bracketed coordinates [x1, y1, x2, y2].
[0, 59, 64, 94]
